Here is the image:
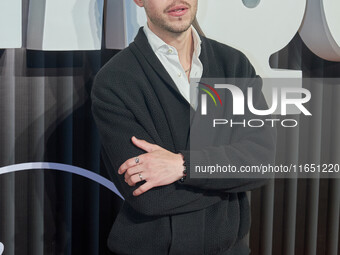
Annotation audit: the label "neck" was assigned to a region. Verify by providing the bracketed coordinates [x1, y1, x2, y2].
[147, 21, 194, 72]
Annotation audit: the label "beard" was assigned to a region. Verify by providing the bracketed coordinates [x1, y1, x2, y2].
[144, 1, 197, 34]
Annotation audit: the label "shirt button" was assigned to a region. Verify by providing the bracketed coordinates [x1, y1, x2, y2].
[168, 49, 173, 54]
[178, 73, 182, 77]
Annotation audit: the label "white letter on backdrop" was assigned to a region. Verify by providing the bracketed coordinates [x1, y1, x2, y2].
[196, 0, 306, 78]
[27, 0, 104, 50]
[196, 0, 307, 114]
[299, 0, 340, 61]
[0, 0, 21, 49]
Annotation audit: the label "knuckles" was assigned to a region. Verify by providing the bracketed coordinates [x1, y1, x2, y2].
[126, 168, 134, 176]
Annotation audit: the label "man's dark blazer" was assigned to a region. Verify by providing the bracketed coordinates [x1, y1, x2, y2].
[91, 27, 276, 255]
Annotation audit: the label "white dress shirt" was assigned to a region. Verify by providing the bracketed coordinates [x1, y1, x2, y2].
[143, 23, 203, 110]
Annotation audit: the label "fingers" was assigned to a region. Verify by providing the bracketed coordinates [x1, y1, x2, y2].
[124, 165, 143, 182]
[119, 136, 162, 174]
[131, 136, 159, 153]
[118, 136, 164, 197]
[118, 154, 143, 174]
[133, 181, 154, 196]
[124, 170, 153, 197]
[125, 171, 147, 186]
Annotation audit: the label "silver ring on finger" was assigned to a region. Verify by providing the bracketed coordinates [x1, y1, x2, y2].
[138, 172, 143, 181]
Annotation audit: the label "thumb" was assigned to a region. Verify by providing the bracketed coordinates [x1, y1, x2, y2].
[131, 136, 158, 152]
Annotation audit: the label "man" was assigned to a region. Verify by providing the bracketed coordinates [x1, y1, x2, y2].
[91, 0, 276, 254]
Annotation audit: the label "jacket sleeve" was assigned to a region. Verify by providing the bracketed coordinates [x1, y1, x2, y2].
[91, 74, 226, 217]
[177, 75, 277, 193]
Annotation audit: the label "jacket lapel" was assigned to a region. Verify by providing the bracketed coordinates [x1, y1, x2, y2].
[132, 28, 186, 100]
[129, 27, 212, 151]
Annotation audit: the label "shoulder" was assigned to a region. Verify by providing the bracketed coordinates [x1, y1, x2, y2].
[92, 45, 145, 99]
[94, 47, 140, 85]
[200, 36, 257, 77]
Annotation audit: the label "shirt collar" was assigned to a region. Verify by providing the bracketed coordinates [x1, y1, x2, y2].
[143, 22, 202, 57]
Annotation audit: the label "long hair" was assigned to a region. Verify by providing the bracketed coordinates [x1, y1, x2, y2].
[192, 17, 205, 36]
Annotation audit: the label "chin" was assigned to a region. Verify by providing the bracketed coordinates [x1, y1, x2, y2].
[166, 22, 192, 33]
[173, 28, 191, 34]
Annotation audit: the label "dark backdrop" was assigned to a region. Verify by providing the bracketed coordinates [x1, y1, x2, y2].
[0, 33, 339, 255]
